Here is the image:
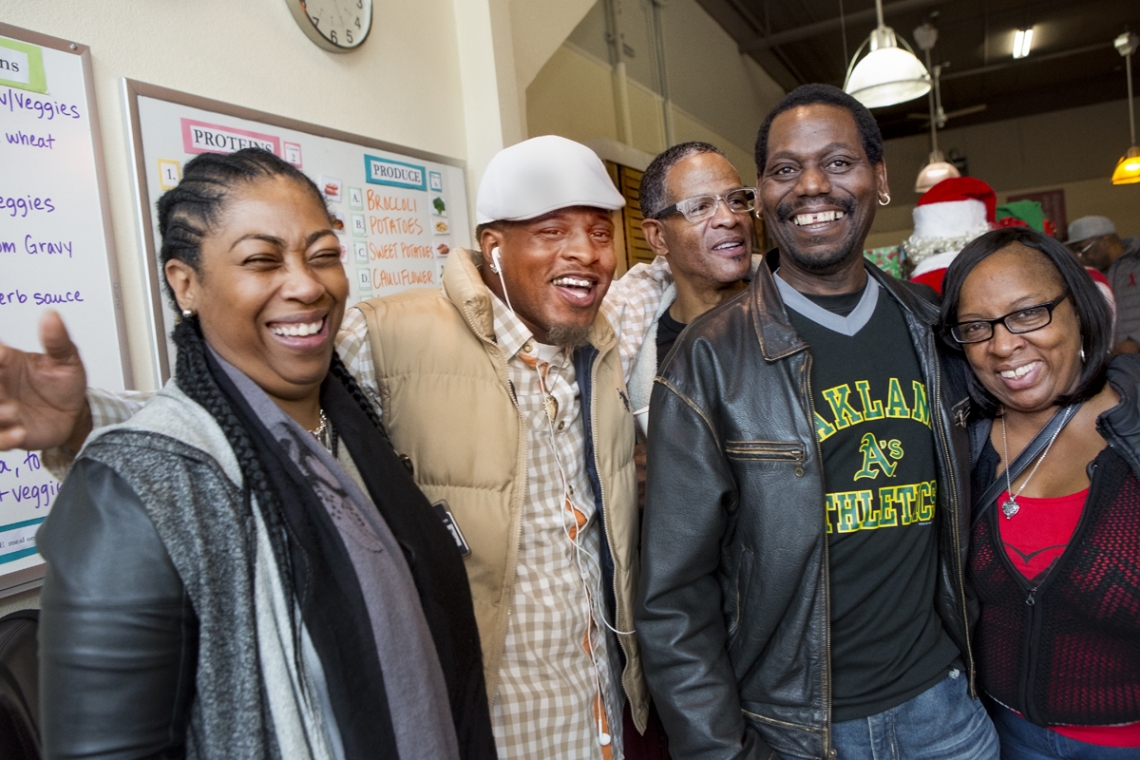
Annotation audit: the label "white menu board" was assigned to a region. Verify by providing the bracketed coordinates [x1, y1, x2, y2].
[123, 79, 469, 384]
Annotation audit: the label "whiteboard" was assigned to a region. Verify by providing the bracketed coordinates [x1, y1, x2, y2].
[0, 24, 130, 595]
[122, 80, 470, 386]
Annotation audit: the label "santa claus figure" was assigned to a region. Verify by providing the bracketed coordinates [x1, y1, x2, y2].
[904, 177, 996, 293]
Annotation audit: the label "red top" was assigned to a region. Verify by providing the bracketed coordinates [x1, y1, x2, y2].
[998, 489, 1140, 747]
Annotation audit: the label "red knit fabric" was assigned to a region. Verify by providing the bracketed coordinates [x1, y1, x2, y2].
[970, 450, 1140, 729]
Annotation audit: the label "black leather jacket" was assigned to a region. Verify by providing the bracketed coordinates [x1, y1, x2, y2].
[636, 253, 977, 760]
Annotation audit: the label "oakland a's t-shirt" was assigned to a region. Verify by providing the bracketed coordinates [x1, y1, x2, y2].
[779, 276, 960, 723]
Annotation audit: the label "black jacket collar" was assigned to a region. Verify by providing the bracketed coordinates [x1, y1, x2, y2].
[750, 249, 939, 362]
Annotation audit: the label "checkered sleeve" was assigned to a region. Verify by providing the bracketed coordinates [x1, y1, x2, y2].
[336, 307, 384, 423]
[601, 256, 672, 383]
[42, 387, 153, 480]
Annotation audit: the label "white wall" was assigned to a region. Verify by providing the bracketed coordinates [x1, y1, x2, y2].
[534, 0, 784, 176]
[0, 0, 480, 391]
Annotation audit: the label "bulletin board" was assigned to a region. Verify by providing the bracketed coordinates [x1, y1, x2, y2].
[0, 24, 131, 595]
[122, 79, 470, 385]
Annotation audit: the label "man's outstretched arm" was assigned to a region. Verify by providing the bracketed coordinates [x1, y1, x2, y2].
[0, 311, 94, 452]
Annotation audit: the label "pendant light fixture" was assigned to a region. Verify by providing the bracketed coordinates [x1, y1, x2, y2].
[1112, 31, 1140, 185]
[913, 21, 960, 193]
[843, 0, 931, 108]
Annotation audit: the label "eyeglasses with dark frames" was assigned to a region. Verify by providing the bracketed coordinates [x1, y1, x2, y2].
[948, 291, 1070, 344]
[652, 187, 757, 223]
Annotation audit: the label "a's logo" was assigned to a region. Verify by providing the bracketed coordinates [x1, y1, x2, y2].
[854, 433, 903, 480]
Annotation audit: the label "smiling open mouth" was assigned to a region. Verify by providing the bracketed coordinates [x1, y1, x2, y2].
[793, 210, 845, 226]
[269, 318, 325, 337]
[553, 275, 594, 291]
[713, 239, 745, 252]
[1000, 361, 1039, 380]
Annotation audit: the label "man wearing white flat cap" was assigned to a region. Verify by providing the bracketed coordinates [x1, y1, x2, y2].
[2, 135, 671, 759]
[353, 134, 670, 758]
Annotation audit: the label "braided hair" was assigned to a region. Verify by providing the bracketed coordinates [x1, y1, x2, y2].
[155, 148, 383, 614]
[156, 148, 329, 303]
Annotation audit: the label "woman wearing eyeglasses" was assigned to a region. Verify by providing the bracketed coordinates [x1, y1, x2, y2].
[939, 227, 1140, 759]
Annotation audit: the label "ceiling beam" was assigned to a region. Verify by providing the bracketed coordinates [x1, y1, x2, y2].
[740, 0, 953, 53]
[939, 41, 1114, 81]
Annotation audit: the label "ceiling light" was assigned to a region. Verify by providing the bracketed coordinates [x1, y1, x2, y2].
[843, 0, 931, 108]
[912, 24, 960, 193]
[916, 151, 961, 193]
[1012, 29, 1034, 59]
[1112, 32, 1139, 186]
[1113, 146, 1140, 185]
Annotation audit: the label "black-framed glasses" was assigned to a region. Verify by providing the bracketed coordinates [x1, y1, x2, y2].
[947, 291, 1070, 344]
[653, 187, 757, 223]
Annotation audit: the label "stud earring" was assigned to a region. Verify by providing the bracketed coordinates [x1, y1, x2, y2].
[181, 308, 193, 318]
[1080, 346, 1086, 363]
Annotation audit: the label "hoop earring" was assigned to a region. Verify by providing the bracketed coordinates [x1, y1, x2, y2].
[878, 193, 891, 206]
[1080, 346, 1086, 363]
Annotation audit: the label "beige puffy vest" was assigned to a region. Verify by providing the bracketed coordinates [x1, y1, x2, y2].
[354, 250, 648, 730]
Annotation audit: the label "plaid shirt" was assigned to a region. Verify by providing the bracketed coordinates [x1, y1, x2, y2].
[79, 257, 673, 758]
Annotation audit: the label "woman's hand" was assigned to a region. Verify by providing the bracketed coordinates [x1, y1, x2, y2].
[0, 310, 92, 451]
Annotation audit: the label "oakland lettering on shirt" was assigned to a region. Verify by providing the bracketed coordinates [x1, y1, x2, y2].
[812, 376, 935, 534]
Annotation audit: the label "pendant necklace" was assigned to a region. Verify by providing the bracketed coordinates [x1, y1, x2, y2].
[999, 409, 1064, 519]
[308, 408, 339, 457]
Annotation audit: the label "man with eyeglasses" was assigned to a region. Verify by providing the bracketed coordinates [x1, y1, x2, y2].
[635, 84, 996, 760]
[1066, 215, 1140, 354]
[627, 142, 755, 436]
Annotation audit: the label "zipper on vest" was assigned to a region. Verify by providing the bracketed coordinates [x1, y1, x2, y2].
[1021, 583, 1044, 724]
[803, 354, 834, 759]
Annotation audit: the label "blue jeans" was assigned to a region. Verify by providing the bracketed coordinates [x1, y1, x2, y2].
[784, 670, 999, 760]
[991, 703, 1140, 760]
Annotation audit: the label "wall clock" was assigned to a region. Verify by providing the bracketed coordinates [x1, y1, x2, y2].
[285, 0, 372, 53]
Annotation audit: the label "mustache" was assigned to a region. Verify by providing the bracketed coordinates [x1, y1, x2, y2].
[775, 196, 857, 223]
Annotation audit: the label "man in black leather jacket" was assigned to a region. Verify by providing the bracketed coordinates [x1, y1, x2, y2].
[635, 85, 995, 760]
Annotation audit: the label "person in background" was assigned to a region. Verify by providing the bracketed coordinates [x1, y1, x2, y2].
[29, 148, 495, 759]
[939, 226, 1140, 759]
[1066, 215, 1140, 354]
[636, 83, 996, 760]
[628, 141, 754, 435]
[0, 136, 674, 760]
[623, 141, 757, 760]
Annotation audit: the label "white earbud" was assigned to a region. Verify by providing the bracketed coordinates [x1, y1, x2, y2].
[598, 732, 611, 747]
[489, 245, 514, 312]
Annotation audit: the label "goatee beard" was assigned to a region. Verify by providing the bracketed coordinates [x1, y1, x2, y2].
[545, 323, 592, 348]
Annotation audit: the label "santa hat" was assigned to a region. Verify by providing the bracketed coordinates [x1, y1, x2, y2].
[904, 177, 997, 293]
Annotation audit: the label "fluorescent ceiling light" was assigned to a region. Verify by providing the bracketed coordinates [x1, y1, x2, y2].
[1013, 29, 1033, 59]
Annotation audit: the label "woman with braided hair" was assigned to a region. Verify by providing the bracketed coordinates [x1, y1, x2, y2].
[34, 148, 495, 760]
